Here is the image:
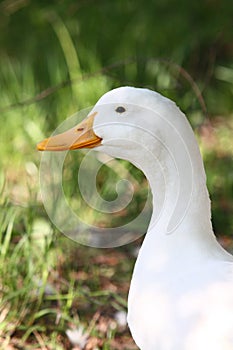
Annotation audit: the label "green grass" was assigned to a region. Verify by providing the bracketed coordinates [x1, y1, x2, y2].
[0, 173, 139, 349]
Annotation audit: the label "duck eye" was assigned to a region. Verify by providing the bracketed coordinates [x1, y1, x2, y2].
[115, 106, 126, 114]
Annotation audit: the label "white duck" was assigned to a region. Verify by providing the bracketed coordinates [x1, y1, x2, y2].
[38, 87, 233, 350]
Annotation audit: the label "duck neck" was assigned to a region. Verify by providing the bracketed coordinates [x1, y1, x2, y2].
[145, 155, 213, 238]
[137, 141, 232, 270]
[137, 119, 215, 245]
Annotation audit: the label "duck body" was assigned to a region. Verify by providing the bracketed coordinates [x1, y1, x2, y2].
[38, 87, 233, 350]
[128, 225, 233, 350]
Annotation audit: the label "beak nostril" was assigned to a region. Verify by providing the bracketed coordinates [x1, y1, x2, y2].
[77, 127, 85, 132]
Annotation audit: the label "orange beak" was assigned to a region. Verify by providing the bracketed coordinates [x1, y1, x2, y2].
[37, 112, 102, 151]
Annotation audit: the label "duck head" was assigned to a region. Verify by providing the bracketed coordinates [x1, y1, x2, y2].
[37, 86, 177, 168]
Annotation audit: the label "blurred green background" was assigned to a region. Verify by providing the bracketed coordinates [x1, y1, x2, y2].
[0, 1, 232, 349]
